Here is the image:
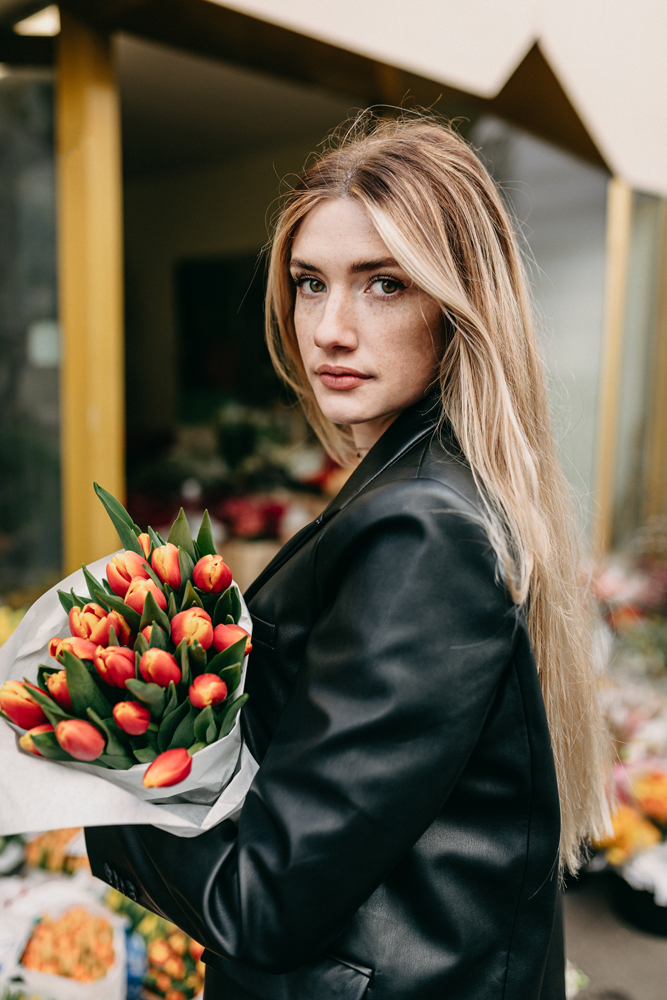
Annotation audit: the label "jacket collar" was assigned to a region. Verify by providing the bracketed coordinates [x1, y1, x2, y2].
[244, 394, 441, 602]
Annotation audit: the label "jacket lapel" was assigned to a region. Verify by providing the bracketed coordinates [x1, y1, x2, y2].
[243, 396, 441, 602]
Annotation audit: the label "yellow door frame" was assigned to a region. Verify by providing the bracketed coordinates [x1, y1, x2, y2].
[57, 12, 125, 574]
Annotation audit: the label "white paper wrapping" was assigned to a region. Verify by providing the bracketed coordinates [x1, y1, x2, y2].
[0, 554, 258, 837]
[622, 841, 667, 905]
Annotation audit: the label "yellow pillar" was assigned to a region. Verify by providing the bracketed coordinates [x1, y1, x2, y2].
[56, 13, 125, 574]
[643, 199, 667, 522]
[592, 178, 633, 556]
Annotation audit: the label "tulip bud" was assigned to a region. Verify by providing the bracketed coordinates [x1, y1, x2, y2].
[138, 533, 151, 559]
[55, 719, 105, 761]
[94, 645, 137, 688]
[49, 636, 98, 662]
[143, 747, 192, 788]
[46, 669, 73, 711]
[113, 700, 150, 735]
[106, 551, 150, 598]
[152, 543, 182, 590]
[192, 555, 232, 595]
[19, 722, 55, 757]
[139, 649, 181, 687]
[189, 673, 228, 708]
[69, 603, 132, 646]
[125, 577, 167, 615]
[141, 625, 153, 643]
[171, 607, 213, 650]
[0, 680, 49, 730]
[213, 623, 252, 655]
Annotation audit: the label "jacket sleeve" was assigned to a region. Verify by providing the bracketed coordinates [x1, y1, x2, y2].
[86, 479, 518, 973]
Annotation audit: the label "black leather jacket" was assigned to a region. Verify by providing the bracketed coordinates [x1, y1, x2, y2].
[86, 398, 564, 1000]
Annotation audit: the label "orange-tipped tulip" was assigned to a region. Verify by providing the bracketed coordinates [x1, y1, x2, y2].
[139, 648, 181, 687]
[152, 543, 181, 590]
[19, 722, 55, 756]
[106, 551, 150, 598]
[138, 533, 151, 559]
[171, 607, 213, 650]
[141, 625, 153, 642]
[192, 555, 232, 594]
[46, 669, 73, 711]
[143, 747, 192, 788]
[125, 577, 167, 615]
[94, 645, 136, 688]
[213, 623, 252, 655]
[0, 680, 49, 729]
[69, 602, 132, 646]
[48, 636, 98, 662]
[55, 719, 105, 761]
[113, 700, 150, 735]
[189, 673, 228, 708]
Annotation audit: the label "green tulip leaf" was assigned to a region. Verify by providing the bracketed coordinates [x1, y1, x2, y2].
[177, 639, 190, 688]
[86, 707, 128, 757]
[193, 704, 217, 744]
[94, 482, 143, 555]
[218, 662, 242, 696]
[134, 632, 149, 656]
[147, 623, 168, 651]
[167, 591, 178, 619]
[31, 730, 77, 761]
[207, 636, 247, 674]
[148, 525, 166, 549]
[70, 588, 91, 611]
[133, 746, 158, 763]
[188, 640, 207, 675]
[230, 586, 242, 625]
[90, 586, 141, 632]
[82, 565, 109, 607]
[179, 579, 202, 613]
[139, 589, 171, 635]
[57, 590, 74, 614]
[63, 652, 113, 720]
[162, 680, 179, 720]
[217, 693, 248, 739]
[23, 681, 73, 727]
[157, 698, 189, 752]
[108, 624, 119, 647]
[196, 510, 217, 557]
[188, 741, 207, 755]
[98, 752, 135, 770]
[168, 704, 197, 750]
[125, 678, 166, 719]
[212, 587, 234, 627]
[178, 547, 195, 588]
[225, 615, 235, 625]
[167, 508, 196, 562]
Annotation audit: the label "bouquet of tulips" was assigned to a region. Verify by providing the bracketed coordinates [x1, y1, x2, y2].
[0, 485, 255, 819]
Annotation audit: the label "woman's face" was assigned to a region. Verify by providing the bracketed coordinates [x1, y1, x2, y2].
[290, 198, 444, 454]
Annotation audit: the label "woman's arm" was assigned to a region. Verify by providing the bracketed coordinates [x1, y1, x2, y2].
[86, 480, 517, 972]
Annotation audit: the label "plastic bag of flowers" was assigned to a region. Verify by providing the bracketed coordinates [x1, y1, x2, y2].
[0, 484, 257, 837]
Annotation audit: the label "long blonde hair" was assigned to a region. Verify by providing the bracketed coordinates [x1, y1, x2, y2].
[265, 112, 610, 872]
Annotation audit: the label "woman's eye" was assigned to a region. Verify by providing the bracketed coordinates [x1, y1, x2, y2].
[372, 277, 402, 295]
[298, 277, 325, 294]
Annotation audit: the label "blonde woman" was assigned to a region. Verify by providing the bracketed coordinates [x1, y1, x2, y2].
[86, 114, 609, 1000]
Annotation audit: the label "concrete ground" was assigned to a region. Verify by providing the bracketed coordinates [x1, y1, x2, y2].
[564, 873, 667, 1000]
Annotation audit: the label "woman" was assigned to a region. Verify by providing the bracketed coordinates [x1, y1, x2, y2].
[86, 114, 609, 999]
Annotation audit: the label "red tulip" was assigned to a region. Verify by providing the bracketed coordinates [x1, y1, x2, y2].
[69, 602, 132, 646]
[46, 670, 73, 711]
[213, 623, 252, 655]
[106, 551, 150, 598]
[143, 747, 192, 788]
[55, 719, 105, 761]
[138, 533, 151, 559]
[141, 625, 153, 642]
[171, 608, 213, 649]
[48, 636, 98, 662]
[192, 555, 232, 594]
[0, 680, 48, 729]
[139, 648, 181, 687]
[19, 723, 55, 756]
[152, 543, 181, 590]
[125, 577, 167, 615]
[113, 700, 150, 735]
[94, 645, 136, 688]
[189, 673, 227, 708]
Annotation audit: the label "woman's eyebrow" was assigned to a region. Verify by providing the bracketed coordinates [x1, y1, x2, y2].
[350, 257, 400, 273]
[290, 258, 320, 272]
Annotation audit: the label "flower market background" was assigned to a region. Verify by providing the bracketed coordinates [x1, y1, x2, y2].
[1, 1, 667, 998]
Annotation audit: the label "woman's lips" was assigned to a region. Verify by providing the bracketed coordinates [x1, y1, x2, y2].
[316, 366, 372, 391]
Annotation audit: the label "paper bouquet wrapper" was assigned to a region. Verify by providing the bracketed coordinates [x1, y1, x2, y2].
[0, 554, 258, 838]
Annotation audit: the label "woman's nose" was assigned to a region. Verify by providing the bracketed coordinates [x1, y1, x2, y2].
[313, 291, 358, 353]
